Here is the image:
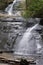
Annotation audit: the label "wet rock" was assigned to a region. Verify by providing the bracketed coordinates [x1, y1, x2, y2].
[0, 21, 24, 51]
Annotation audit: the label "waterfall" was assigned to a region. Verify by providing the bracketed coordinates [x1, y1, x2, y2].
[5, 0, 17, 15]
[14, 24, 42, 55]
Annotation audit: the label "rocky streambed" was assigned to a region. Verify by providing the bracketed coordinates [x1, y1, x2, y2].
[0, 18, 43, 65]
[0, 17, 26, 51]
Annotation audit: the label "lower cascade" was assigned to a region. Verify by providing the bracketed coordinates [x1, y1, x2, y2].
[14, 24, 42, 55]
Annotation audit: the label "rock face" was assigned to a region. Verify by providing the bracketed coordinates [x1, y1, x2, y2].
[0, 20, 24, 51]
[0, 0, 13, 10]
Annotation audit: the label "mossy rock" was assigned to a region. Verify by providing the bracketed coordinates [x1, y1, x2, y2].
[0, 0, 13, 10]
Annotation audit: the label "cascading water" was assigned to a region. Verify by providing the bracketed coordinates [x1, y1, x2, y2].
[14, 24, 42, 55]
[5, 0, 17, 15]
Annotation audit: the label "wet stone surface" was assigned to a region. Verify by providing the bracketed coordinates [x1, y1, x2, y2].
[0, 21, 25, 51]
[0, 18, 43, 65]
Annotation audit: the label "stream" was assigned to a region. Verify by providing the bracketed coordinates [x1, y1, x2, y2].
[0, 0, 43, 65]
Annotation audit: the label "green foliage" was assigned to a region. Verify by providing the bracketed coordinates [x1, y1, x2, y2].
[22, 0, 43, 18]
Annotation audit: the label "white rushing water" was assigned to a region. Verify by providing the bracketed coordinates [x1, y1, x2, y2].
[14, 24, 42, 55]
[5, 0, 22, 16]
[5, 0, 17, 15]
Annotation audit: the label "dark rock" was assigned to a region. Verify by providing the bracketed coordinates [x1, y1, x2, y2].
[39, 18, 43, 26]
[20, 59, 28, 65]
